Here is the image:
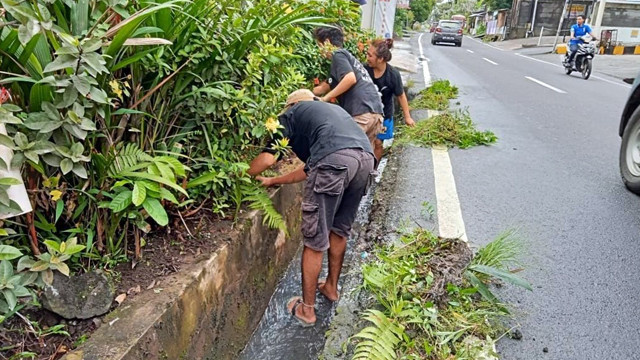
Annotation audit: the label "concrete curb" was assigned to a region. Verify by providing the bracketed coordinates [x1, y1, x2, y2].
[63, 184, 303, 360]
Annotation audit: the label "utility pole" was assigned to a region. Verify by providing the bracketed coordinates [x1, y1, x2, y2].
[529, 0, 540, 37]
[552, 0, 570, 52]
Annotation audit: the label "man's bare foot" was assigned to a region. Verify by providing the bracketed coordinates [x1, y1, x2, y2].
[286, 297, 316, 327]
[317, 279, 340, 302]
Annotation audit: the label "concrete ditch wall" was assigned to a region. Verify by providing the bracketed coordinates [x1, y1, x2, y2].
[63, 183, 303, 360]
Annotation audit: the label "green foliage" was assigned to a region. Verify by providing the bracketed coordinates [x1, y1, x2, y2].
[0, 1, 373, 349]
[353, 228, 530, 359]
[409, 0, 436, 23]
[352, 309, 404, 360]
[471, 229, 521, 269]
[476, 23, 487, 36]
[394, 9, 415, 38]
[410, 82, 456, 111]
[410, 80, 458, 111]
[397, 110, 497, 149]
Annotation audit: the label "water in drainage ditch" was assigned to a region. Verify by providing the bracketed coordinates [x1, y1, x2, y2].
[238, 158, 387, 360]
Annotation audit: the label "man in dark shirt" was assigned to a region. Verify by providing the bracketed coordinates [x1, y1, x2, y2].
[311, 26, 384, 149]
[248, 89, 375, 327]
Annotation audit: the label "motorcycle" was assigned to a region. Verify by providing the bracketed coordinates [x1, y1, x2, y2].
[562, 35, 596, 80]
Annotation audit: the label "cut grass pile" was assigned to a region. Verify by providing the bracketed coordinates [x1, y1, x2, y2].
[351, 229, 530, 360]
[396, 110, 497, 149]
[410, 80, 459, 111]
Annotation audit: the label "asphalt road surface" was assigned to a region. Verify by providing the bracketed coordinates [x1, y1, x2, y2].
[418, 33, 640, 360]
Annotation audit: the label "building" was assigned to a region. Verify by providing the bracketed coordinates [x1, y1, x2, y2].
[590, 0, 640, 46]
[509, 0, 593, 39]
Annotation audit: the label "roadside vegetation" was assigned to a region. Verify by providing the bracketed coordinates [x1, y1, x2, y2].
[352, 229, 530, 360]
[397, 110, 497, 149]
[0, 0, 373, 357]
[410, 80, 459, 111]
[403, 80, 496, 149]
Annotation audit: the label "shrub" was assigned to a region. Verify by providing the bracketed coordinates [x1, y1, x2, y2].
[0, 0, 374, 330]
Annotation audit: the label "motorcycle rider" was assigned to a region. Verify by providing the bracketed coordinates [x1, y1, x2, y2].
[567, 16, 596, 69]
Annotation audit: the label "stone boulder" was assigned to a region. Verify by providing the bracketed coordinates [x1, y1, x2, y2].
[42, 271, 114, 319]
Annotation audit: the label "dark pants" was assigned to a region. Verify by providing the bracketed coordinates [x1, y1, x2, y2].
[568, 43, 579, 64]
[301, 148, 375, 251]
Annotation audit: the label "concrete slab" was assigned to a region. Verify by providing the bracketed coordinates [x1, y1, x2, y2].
[62, 184, 304, 360]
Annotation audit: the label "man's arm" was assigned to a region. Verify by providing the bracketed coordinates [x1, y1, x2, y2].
[248, 152, 277, 176]
[257, 164, 307, 187]
[322, 72, 356, 102]
[397, 93, 415, 127]
[313, 81, 330, 96]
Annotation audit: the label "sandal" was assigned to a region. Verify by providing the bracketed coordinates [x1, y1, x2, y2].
[317, 279, 340, 302]
[286, 297, 315, 327]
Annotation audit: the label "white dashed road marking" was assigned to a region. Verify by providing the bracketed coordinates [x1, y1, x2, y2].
[483, 57, 499, 65]
[525, 76, 567, 93]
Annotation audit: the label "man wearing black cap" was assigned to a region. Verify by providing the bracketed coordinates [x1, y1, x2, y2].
[248, 89, 375, 327]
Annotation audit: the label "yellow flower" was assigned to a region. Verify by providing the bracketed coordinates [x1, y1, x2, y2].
[109, 80, 123, 100]
[50, 190, 62, 201]
[276, 138, 289, 148]
[265, 117, 280, 133]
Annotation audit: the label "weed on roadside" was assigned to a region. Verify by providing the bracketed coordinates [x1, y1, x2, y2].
[351, 229, 531, 360]
[396, 110, 497, 149]
[410, 80, 459, 111]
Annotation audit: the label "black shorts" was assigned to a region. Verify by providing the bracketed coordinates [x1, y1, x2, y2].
[301, 148, 375, 251]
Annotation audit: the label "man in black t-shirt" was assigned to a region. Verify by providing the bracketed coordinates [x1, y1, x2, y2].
[248, 89, 375, 327]
[311, 26, 384, 149]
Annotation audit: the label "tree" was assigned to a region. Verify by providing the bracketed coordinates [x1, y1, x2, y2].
[410, 0, 436, 22]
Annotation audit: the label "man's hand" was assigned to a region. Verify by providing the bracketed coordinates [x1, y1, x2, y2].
[405, 117, 416, 127]
[256, 176, 276, 187]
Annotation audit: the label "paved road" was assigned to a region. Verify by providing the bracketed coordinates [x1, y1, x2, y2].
[419, 33, 640, 359]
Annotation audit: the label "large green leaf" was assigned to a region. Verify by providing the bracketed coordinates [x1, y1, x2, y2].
[132, 181, 147, 206]
[468, 264, 533, 291]
[70, 0, 89, 36]
[119, 170, 187, 196]
[105, 1, 183, 66]
[142, 198, 168, 226]
[0, 245, 22, 261]
[109, 190, 133, 212]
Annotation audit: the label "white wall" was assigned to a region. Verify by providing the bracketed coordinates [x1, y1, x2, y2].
[600, 26, 640, 45]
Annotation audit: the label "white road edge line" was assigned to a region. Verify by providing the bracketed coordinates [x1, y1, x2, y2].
[418, 33, 432, 86]
[432, 146, 469, 242]
[466, 49, 475, 53]
[418, 33, 468, 242]
[482, 57, 499, 65]
[516, 53, 631, 89]
[525, 76, 567, 94]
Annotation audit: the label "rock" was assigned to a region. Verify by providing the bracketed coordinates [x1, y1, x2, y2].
[543, 347, 549, 353]
[42, 271, 114, 319]
[511, 329, 523, 340]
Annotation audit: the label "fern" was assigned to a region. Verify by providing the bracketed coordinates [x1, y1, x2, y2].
[352, 309, 404, 360]
[242, 184, 287, 234]
[108, 143, 153, 177]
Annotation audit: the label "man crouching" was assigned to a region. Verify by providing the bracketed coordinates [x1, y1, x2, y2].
[248, 89, 375, 327]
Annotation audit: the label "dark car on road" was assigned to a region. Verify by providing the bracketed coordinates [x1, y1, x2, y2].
[619, 73, 640, 194]
[431, 20, 463, 47]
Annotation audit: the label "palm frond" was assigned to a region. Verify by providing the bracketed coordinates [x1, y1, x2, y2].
[242, 184, 287, 234]
[352, 309, 403, 360]
[108, 143, 153, 177]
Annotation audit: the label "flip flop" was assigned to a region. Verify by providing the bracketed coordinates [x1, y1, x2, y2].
[286, 297, 315, 327]
[317, 279, 340, 302]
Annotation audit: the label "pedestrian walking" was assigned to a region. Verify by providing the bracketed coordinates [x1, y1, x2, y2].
[365, 38, 415, 162]
[247, 89, 375, 327]
[311, 26, 384, 150]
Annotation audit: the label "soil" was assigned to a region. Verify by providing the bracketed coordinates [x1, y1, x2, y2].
[1, 212, 233, 360]
[0, 155, 302, 360]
